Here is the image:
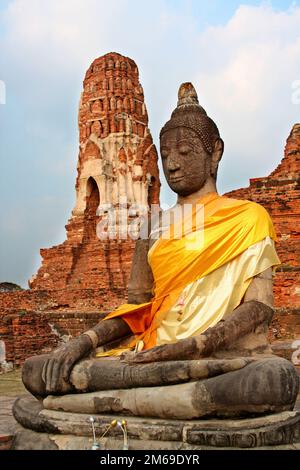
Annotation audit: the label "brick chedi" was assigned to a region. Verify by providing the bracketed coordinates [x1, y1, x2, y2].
[226, 124, 300, 362]
[29, 52, 160, 303]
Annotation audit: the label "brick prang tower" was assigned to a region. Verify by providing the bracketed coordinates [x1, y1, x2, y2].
[30, 52, 160, 308]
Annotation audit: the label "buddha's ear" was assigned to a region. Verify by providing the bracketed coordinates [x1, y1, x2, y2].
[210, 138, 224, 179]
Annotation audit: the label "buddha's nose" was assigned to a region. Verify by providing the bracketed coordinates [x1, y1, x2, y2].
[168, 155, 180, 172]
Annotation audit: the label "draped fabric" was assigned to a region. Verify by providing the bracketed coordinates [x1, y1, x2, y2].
[96, 192, 280, 356]
[156, 236, 279, 345]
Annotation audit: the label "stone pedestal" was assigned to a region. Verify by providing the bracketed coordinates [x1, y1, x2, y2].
[12, 396, 300, 450]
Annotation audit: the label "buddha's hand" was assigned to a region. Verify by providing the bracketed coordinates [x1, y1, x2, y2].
[42, 335, 92, 393]
[121, 335, 207, 363]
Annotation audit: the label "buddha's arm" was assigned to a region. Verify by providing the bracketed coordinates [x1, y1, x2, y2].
[40, 237, 154, 393]
[74, 238, 154, 350]
[79, 237, 154, 348]
[40, 318, 130, 393]
[243, 267, 274, 306]
[128, 238, 154, 304]
[122, 268, 274, 364]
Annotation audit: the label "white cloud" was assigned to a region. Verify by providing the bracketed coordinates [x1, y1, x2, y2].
[192, 4, 300, 190]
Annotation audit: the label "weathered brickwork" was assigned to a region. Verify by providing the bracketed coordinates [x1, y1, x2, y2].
[226, 124, 300, 360]
[0, 308, 105, 366]
[0, 289, 113, 366]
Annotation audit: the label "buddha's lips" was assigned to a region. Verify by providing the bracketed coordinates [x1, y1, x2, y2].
[169, 176, 184, 182]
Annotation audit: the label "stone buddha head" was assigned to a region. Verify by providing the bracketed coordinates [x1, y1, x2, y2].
[160, 83, 224, 196]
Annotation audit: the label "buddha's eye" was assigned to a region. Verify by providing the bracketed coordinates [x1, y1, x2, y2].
[178, 145, 191, 155]
[161, 148, 169, 159]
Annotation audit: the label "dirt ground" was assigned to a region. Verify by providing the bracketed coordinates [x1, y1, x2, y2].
[0, 369, 29, 437]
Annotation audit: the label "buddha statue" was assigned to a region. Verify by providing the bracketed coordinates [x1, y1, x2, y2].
[21, 83, 299, 420]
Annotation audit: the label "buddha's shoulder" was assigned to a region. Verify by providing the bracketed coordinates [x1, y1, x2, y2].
[219, 196, 271, 221]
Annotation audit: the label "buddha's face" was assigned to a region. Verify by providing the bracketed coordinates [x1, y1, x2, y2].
[160, 126, 211, 196]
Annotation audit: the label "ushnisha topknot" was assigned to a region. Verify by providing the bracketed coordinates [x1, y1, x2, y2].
[176, 82, 202, 108]
[160, 82, 221, 155]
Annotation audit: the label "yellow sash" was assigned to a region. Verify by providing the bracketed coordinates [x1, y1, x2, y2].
[97, 192, 279, 354]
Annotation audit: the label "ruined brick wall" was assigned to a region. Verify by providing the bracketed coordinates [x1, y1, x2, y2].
[225, 124, 300, 361]
[0, 288, 113, 365]
[0, 308, 105, 366]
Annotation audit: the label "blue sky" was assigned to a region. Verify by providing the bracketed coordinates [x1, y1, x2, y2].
[0, 0, 299, 287]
